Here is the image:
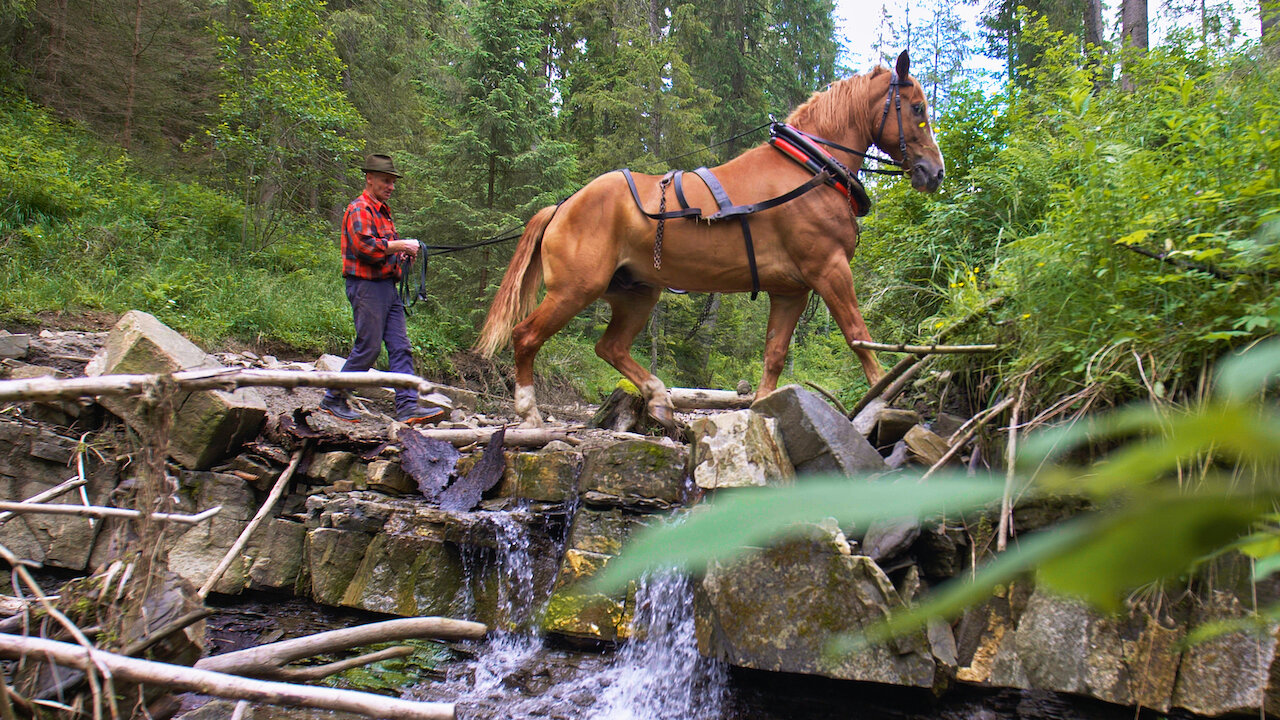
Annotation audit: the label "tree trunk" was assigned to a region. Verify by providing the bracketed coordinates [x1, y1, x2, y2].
[1084, 0, 1104, 48]
[123, 0, 144, 150]
[1120, 0, 1147, 91]
[1264, 0, 1279, 41]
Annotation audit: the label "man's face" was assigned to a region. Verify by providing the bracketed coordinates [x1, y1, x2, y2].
[367, 172, 396, 203]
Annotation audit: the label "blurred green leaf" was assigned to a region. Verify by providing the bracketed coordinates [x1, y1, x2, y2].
[589, 476, 1005, 594]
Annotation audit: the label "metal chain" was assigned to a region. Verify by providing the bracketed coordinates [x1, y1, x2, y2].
[654, 175, 672, 269]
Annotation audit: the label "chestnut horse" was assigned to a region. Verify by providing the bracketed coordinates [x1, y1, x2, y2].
[476, 51, 944, 429]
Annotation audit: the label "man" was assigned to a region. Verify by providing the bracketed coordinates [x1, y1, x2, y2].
[319, 153, 442, 425]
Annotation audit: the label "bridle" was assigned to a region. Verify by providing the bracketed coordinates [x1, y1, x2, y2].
[875, 69, 910, 171]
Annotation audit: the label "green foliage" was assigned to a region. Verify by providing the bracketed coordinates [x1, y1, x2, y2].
[204, 0, 365, 247]
[861, 18, 1280, 414]
[597, 341, 1280, 652]
[320, 640, 452, 695]
[0, 99, 351, 351]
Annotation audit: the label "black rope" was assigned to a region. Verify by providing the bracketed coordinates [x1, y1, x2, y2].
[398, 239, 429, 315]
[636, 123, 774, 172]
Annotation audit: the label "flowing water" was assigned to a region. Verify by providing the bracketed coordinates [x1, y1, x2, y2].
[407, 509, 727, 720]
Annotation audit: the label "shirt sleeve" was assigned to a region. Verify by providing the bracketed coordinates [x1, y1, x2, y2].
[345, 204, 390, 263]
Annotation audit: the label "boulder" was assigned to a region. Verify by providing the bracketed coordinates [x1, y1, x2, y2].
[1002, 591, 1182, 712]
[305, 527, 374, 606]
[873, 408, 922, 447]
[497, 450, 582, 503]
[0, 420, 115, 571]
[366, 459, 416, 495]
[0, 330, 29, 360]
[696, 534, 939, 688]
[177, 470, 256, 521]
[339, 530, 468, 618]
[245, 519, 308, 591]
[903, 425, 950, 467]
[751, 385, 886, 476]
[578, 440, 691, 508]
[689, 410, 794, 490]
[85, 311, 266, 469]
[1173, 589, 1280, 716]
[167, 515, 251, 594]
[304, 451, 358, 485]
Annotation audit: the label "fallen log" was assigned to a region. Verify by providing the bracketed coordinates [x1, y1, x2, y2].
[406, 427, 570, 447]
[0, 634, 456, 720]
[195, 617, 487, 679]
[0, 368, 443, 404]
[0, 501, 220, 524]
[847, 340, 999, 354]
[668, 388, 752, 410]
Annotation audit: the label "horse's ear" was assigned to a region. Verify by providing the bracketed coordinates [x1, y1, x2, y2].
[895, 50, 910, 79]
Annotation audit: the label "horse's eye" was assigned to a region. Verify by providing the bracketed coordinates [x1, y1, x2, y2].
[912, 103, 925, 116]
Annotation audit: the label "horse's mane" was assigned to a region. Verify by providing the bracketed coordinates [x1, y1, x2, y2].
[784, 65, 889, 139]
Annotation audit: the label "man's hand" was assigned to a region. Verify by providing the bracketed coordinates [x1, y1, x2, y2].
[388, 239, 420, 257]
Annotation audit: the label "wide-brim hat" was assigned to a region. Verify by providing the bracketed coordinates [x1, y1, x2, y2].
[360, 153, 403, 178]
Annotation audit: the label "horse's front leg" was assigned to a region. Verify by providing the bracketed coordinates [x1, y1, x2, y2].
[597, 286, 676, 431]
[807, 263, 885, 387]
[755, 291, 811, 400]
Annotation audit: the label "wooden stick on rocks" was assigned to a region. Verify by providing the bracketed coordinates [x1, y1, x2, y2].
[0, 634, 456, 720]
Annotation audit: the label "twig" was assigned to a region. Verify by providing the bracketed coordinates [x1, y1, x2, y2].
[0, 368, 442, 404]
[195, 617, 486, 679]
[231, 700, 250, 720]
[997, 381, 1027, 552]
[848, 297, 1008, 420]
[1115, 241, 1238, 280]
[920, 397, 1015, 481]
[0, 502, 221, 525]
[271, 647, 414, 682]
[0, 476, 87, 526]
[802, 381, 849, 416]
[0, 634, 456, 720]
[199, 446, 306, 599]
[847, 340, 1000, 354]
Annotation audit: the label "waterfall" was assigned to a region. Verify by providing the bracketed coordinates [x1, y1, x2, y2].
[408, 510, 726, 719]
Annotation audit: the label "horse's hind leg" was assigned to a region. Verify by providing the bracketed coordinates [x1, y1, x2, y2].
[511, 290, 601, 427]
[806, 262, 885, 387]
[756, 291, 811, 400]
[596, 285, 676, 430]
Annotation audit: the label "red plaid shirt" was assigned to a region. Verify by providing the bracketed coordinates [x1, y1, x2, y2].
[341, 190, 403, 281]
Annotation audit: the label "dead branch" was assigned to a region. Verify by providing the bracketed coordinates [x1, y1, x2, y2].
[0, 476, 87, 526]
[921, 397, 1016, 481]
[0, 368, 444, 404]
[998, 381, 1028, 552]
[198, 446, 306, 599]
[195, 617, 486, 679]
[405, 427, 570, 447]
[1115, 241, 1238, 280]
[0, 634, 456, 720]
[270, 647, 414, 682]
[668, 388, 752, 410]
[849, 298, 1008, 420]
[801, 381, 849, 416]
[847, 340, 1000, 354]
[0, 501, 220, 525]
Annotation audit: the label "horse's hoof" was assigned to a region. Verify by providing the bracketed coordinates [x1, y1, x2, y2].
[649, 403, 676, 431]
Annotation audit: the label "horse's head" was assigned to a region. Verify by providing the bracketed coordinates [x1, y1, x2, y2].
[874, 51, 945, 193]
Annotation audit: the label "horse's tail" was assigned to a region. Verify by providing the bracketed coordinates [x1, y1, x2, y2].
[474, 205, 557, 357]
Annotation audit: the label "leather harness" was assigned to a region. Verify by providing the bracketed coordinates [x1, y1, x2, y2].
[620, 71, 912, 299]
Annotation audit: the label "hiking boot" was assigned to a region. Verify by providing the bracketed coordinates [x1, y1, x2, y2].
[319, 397, 360, 423]
[396, 406, 445, 426]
